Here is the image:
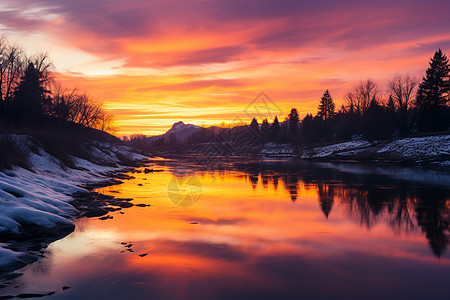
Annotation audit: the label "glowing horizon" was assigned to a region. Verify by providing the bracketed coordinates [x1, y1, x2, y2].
[2, 0, 450, 136]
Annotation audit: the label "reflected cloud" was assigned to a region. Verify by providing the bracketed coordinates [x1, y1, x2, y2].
[183, 217, 247, 226]
[160, 157, 450, 257]
[147, 239, 248, 262]
[3, 158, 449, 298]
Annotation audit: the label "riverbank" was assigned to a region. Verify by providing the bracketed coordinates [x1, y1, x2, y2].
[259, 134, 450, 167]
[2, 155, 449, 300]
[0, 134, 148, 274]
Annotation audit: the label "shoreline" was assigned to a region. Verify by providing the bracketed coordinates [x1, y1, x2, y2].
[0, 164, 148, 278]
[0, 136, 149, 278]
[2, 132, 450, 278]
[154, 134, 450, 169]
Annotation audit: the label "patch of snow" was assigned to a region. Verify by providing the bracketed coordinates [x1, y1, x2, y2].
[377, 135, 450, 159]
[0, 244, 22, 269]
[260, 144, 296, 156]
[0, 134, 147, 269]
[256, 134, 450, 167]
[308, 140, 370, 158]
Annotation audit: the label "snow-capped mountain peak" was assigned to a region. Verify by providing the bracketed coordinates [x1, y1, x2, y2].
[166, 121, 200, 134]
[147, 121, 202, 143]
[167, 121, 187, 133]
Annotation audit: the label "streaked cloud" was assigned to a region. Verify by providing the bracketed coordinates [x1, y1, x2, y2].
[1, 0, 449, 135]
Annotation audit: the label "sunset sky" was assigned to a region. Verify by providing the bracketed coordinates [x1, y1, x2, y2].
[1, 0, 450, 136]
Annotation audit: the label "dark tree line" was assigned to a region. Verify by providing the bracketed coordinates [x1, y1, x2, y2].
[213, 49, 448, 147]
[133, 49, 449, 151]
[0, 37, 113, 133]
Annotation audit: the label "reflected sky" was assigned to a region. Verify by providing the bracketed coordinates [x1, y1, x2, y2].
[1, 158, 449, 299]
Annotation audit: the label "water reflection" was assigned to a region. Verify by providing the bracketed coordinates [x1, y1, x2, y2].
[1, 158, 449, 299]
[164, 157, 450, 258]
[235, 160, 449, 258]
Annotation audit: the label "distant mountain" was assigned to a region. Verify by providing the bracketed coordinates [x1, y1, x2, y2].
[147, 121, 202, 143]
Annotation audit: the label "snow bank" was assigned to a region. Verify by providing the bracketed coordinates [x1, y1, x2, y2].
[0, 244, 22, 270]
[377, 135, 450, 159]
[260, 134, 450, 166]
[0, 135, 147, 269]
[260, 143, 296, 157]
[307, 140, 371, 158]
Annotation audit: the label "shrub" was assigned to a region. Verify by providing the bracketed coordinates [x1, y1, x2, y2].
[0, 135, 31, 170]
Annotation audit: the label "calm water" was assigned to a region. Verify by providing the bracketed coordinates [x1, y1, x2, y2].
[1, 157, 449, 299]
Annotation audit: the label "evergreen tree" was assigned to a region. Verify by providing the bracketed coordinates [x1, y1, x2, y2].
[249, 117, 260, 144]
[362, 100, 394, 143]
[386, 95, 396, 112]
[13, 62, 51, 125]
[250, 117, 259, 132]
[270, 116, 280, 143]
[415, 49, 450, 131]
[301, 113, 315, 144]
[416, 49, 450, 107]
[287, 108, 299, 133]
[317, 90, 335, 120]
[261, 118, 270, 144]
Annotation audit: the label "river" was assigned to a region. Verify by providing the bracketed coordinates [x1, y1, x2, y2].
[1, 157, 449, 299]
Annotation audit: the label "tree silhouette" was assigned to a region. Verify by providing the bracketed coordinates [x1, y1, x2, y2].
[249, 172, 259, 190]
[388, 74, 417, 134]
[414, 190, 449, 258]
[415, 49, 450, 132]
[362, 99, 394, 143]
[301, 113, 315, 143]
[13, 62, 51, 121]
[345, 79, 379, 116]
[283, 173, 299, 202]
[317, 90, 335, 120]
[270, 116, 280, 143]
[0, 38, 24, 112]
[287, 108, 299, 134]
[261, 118, 270, 144]
[317, 182, 335, 218]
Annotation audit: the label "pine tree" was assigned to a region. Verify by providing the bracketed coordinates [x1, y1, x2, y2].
[13, 62, 51, 126]
[387, 95, 396, 112]
[301, 113, 315, 143]
[287, 108, 299, 133]
[363, 100, 394, 143]
[415, 49, 450, 131]
[261, 118, 269, 144]
[250, 117, 259, 131]
[416, 49, 449, 107]
[317, 90, 335, 120]
[270, 116, 280, 143]
[248, 117, 260, 145]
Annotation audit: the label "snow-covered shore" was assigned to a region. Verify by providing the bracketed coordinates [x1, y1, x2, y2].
[261, 134, 450, 167]
[0, 134, 147, 271]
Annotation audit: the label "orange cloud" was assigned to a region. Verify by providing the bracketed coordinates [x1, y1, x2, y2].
[3, 0, 450, 135]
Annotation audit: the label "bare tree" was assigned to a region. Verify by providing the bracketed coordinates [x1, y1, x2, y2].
[388, 74, 417, 111]
[98, 110, 115, 133]
[0, 37, 7, 104]
[49, 82, 76, 120]
[49, 82, 112, 131]
[387, 74, 417, 134]
[0, 37, 25, 106]
[29, 52, 54, 85]
[77, 94, 104, 127]
[345, 79, 379, 115]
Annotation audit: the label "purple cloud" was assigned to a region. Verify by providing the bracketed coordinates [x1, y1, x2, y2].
[1, 0, 449, 67]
